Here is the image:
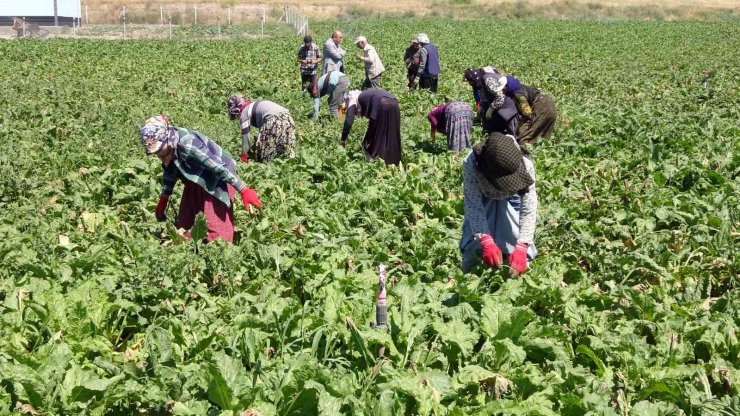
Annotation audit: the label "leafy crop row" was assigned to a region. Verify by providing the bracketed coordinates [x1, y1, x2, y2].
[0, 18, 738, 415]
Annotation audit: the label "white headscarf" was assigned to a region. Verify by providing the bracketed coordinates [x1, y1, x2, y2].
[344, 90, 361, 112]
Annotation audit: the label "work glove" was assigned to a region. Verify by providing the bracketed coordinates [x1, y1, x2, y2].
[508, 243, 529, 277]
[155, 194, 169, 222]
[240, 188, 262, 212]
[478, 234, 502, 269]
[240, 153, 249, 163]
[412, 77, 420, 88]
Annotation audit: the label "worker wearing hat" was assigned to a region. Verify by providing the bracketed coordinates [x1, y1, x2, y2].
[297, 35, 322, 119]
[459, 132, 538, 275]
[354, 35, 385, 90]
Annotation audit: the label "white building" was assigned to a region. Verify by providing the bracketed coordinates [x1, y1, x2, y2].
[0, 0, 81, 26]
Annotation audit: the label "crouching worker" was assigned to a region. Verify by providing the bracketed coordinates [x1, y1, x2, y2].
[317, 70, 350, 117]
[140, 115, 263, 243]
[227, 95, 296, 163]
[460, 132, 537, 275]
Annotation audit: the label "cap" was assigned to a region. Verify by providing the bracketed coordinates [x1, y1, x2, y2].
[354, 36, 367, 45]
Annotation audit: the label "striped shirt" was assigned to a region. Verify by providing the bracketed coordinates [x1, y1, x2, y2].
[162, 128, 245, 207]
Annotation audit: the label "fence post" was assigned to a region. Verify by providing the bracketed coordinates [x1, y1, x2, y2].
[169, 16, 172, 40]
[217, 16, 221, 39]
[227, 7, 231, 25]
[22, 18, 26, 37]
[123, 6, 126, 39]
[85, 5, 88, 25]
[261, 6, 265, 39]
[160, 5, 163, 25]
[194, 4, 197, 25]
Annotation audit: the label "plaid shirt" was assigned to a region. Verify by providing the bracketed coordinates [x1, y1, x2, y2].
[298, 43, 321, 75]
[162, 128, 246, 207]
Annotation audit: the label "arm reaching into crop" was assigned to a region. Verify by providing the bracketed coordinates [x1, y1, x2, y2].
[462, 153, 491, 237]
[161, 161, 179, 199]
[240, 118, 251, 155]
[341, 104, 358, 144]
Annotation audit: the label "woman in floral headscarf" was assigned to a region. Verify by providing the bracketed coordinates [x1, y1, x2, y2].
[459, 131, 538, 276]
[139, 115, 262, 243]
[227, 95, 296, 163]
[464, 68, 519, 137]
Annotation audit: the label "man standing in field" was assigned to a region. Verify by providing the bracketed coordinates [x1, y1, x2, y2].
[298, 35, 322, 119]
[354, 36, 385, 90]
[404, 37, 421, 90]
[416, 33, 440, 93]
[323, 30, 346, 74]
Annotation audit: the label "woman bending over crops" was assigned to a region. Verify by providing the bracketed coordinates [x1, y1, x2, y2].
[460, 132, 537, 275]
[227, 95, 296, 163]
[140, 116, 263, 243]
[503, 76, 557, 144]
[427, 101, 473, 153]
[464, 68, 518, 136]
[341, 89, 402, 165]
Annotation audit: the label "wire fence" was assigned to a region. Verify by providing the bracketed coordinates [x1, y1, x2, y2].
[80, 3, 284, 26]
[5, 3, 313, 40]
[277, 6, 309, 36]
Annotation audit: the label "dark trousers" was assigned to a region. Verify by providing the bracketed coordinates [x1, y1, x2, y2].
[420, 75, 438, 92]
[301, 73, 319, 98]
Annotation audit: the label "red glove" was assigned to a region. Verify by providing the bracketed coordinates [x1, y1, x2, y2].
[478, 234, 502, 269]
[509, 243, 529, 277]
[240, 153, 249, 163]
[240, 188, 262, 211]
[155, 195, 169, 222]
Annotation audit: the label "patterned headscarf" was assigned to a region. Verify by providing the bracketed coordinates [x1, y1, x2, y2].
[464, 68, 482, 88]
[140, 115, 173, 155]
[227, 94, 250, 120]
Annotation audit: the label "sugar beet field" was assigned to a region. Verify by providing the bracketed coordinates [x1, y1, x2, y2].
[0, 18, 738, 415]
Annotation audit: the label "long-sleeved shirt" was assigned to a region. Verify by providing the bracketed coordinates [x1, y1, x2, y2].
[298, 43, 321, 75]
[239, 100, 290, 154]
[427, 103, 448, 135]
[322, 38, 345, 74]
[462, 145, 537, 244]
[359, 43, 385, 79]
[341, 89, 395, 142]
[506, 83, 540, 119]
[162, 128, 245, 207]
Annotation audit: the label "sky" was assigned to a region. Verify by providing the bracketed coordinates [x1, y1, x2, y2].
[0, 0, 81, 17]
